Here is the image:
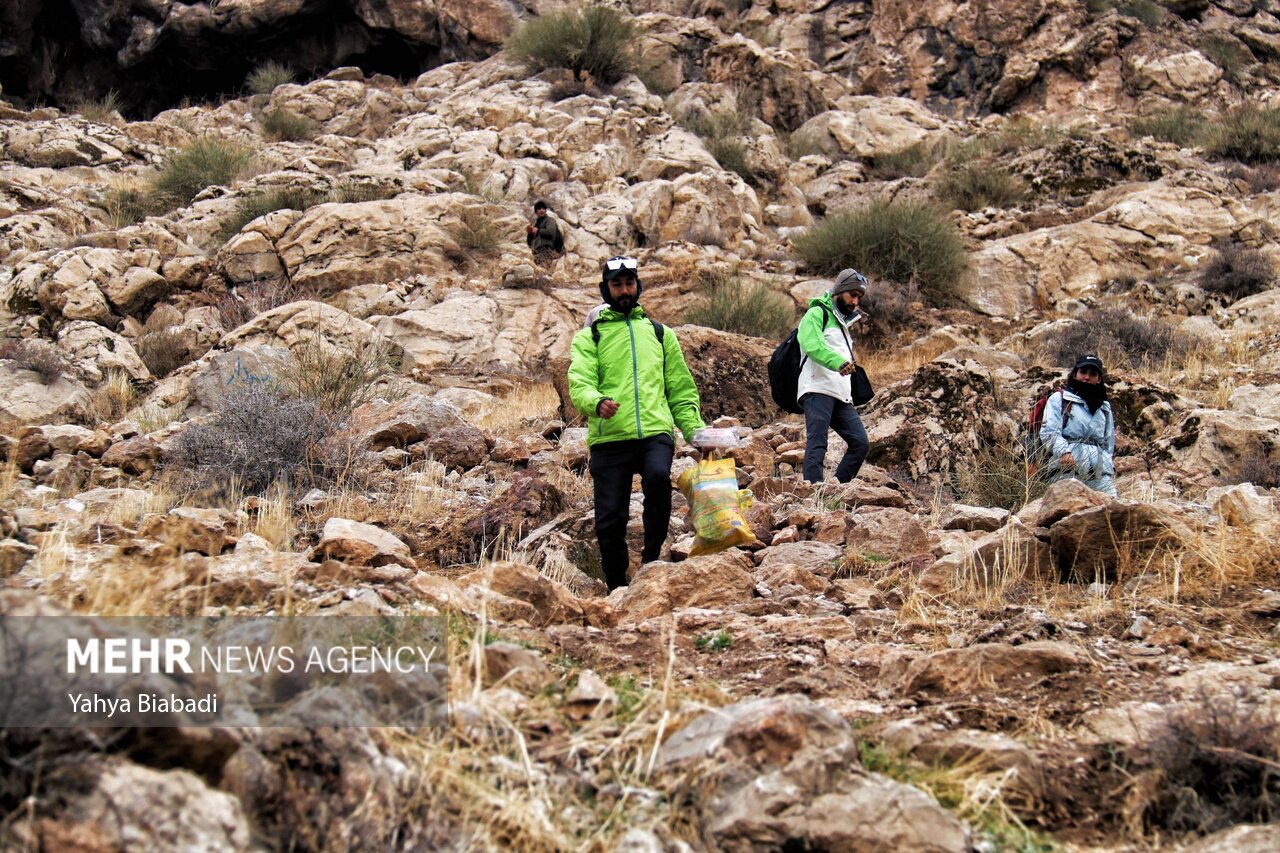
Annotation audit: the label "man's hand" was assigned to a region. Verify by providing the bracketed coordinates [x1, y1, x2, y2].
[838, 361, 856, 376]
[597, 398, 619, 419]
[1058, 452, 1076, 469]
[526, 224, 537, 235]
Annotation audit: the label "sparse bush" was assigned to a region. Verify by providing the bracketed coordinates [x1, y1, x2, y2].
[1041, 306, 1189, 369]
[505, 4, 639, 85]
[135, 321, 192, 379]
[952, 442, 1053, 511]
[0, 339, 70, 383]
[682, 273, 795, 339]
[101, 183, 152, 227]
[1128, 106, 1210, 147]
[327, 180, 397, 204]
[859, 279, 922, 346]
[867, 141, 941, 180]
[1199, 238, 1275, 301]
[549, 77, 587, 100]
[780, 128, 826, 160]
[246, 61, 295, 95]
[1213, 105, 1280, 163]
[150, 137, 254, 208]
[260, 108, 316, 142]
[280, 336, 398, 417]
[1222, 446, 1280, 488]
[450, 208, 502, 254]
[936, 162, 1027, 211]
[1134, 694, 1279, 837]
[793, 200, 969, 303]
[212, 279, 302, 331]
[1201, 33, 1252, 83]
[683, 107, 759, 184]
[74, 89, 122, 123]
[169, 383, 334, 495]
[1117, 0, 1164, 26]
[680, 224, 729, 247]
[1208, 105, 1280, 164]
[989, 118, 1069, 155]
[219, 187, 324, 241]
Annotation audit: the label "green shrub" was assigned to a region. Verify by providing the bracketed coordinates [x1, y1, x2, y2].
[505, 4, 638, 85]
[1201, 33, 1252, 83]
[101, 184, 152, 227]
[1116, 0, 1164, 26]
[1128, 106, 1210, 147]
[151, 137, 254, 208]
[246, 61, 295, 95]
[1041, 306, 1189, 369]
[859, 279, 921, 346]
[683, 106, 759, 183]
[1199, 238, 1275, 301]
[213, 280, 301, 331]
[1207, 105, 1280, 164]
[780, 128, 826, 160]
[935, 162, 1026, 211]
[793, 200, 969, 302]
[682, 273, 796, 339]
[219, 187, 324, 241]
[867, 141, 941, 179]
[260, 108, 316, 142]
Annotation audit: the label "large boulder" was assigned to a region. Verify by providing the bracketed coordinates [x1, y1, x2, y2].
[668, 325, 776, 428]
[704, 34, 836, 132]
[456, 560, 586, 627]
[793, 99, 948, 160]
[614, 550, 757, 624]
[1049, 500, 1199, 581]
[1149, 409, 1280, 485]
[0, 363, 93, 425]
[657, 695, 969, 852]
[310, 518, 414, 568]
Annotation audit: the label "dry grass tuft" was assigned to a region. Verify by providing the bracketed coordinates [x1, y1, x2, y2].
[474, 383, 562, 437]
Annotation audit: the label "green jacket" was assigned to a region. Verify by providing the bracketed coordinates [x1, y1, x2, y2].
[567, 305, 705, 448]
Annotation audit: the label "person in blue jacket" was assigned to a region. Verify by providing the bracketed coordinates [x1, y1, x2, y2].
[1040, 354, 1117, 497]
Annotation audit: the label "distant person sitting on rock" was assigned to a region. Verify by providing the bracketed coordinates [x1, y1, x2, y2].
[797, 268, 871, 484]
[1040, 354, 1118, 497]
[525, 200, 564, 267]
[567, 255, 707, 590]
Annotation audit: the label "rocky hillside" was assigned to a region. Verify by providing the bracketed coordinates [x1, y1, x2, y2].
[2, 1, 1280, 850]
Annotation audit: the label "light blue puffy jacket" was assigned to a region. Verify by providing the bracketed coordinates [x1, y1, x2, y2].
[1039, 387, 1117, 496]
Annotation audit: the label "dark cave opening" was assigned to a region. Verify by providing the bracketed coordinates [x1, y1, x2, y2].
[0, 2, 449, 119]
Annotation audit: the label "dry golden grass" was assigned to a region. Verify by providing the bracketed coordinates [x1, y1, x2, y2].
[474, 382, 561, 436]
[860, 337, 953, 385]
[87, 368, 139, 425]
[248, 483, 296, 549]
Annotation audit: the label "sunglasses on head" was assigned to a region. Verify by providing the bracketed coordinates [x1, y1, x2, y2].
[605, 257, 638, 271]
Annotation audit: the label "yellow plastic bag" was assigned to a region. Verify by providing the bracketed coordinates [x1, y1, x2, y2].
[677, 456, 758, 557]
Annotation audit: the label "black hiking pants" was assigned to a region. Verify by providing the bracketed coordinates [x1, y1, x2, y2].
[801, 393, 869, 484]
[588, 435, 675, 590]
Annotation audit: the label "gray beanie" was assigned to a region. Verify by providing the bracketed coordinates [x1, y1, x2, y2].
[831, 268, 869, 297]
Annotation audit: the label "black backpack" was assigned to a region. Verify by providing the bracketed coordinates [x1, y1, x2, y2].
[768, 304, 832, 415]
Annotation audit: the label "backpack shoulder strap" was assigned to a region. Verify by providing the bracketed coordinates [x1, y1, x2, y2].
[590, 318, 602, 345]
[1059, 390, 1073, 429]
[651, 321, 664, 344]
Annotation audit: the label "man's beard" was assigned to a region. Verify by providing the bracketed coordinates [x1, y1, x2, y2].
[614, 295, 636, 312]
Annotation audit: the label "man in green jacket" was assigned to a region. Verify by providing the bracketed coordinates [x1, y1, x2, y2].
[567, 256, 706, 590]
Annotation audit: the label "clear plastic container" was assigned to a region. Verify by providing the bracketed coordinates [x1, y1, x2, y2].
[691, 427, 742, 450]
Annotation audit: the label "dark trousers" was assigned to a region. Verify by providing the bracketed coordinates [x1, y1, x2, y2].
[588, 435, 675, 589]
[802, 393, 869, 484]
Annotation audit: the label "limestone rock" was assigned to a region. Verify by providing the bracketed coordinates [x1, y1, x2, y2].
[310, 518, 414, 568]
[614, 551, 756, 623]
[1151, 409, 1280, 484]
[923, 517, 1053, 592]
[1205, 483, 1279, 535]
[138, 507, 235, 556]
[1050, 500, 1198, 581]
[456, 560, 586, 627]
[360, 394, 475, 450]
[881, 641, 1091, 695]
[704, 35, 835, 132]
[844, 507, 932, 563]
[755, 542, 843, 579]
[100, 435, 160, 475]
[943, 504, 1010, 532]
[1019, 478, 1108, 529]
[0, 363, 94, 425]
[667, 325, 776, 428]
[795, 99, 947, 160]
[26, 761, 251, 852]
[481, 641, 549, 691]
[1181, 825, 1280, 853]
